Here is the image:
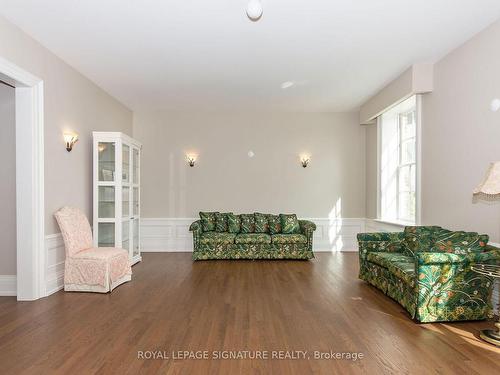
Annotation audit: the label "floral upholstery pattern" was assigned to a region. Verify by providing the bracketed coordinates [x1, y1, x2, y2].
[235, 233, 271, 244]
[358, 227, 500, 322]
[193, 243, 313, 260]
[227, 213, 241, 233]
[200, 232, 236, 245]
[54, 206, 131, 293]
[190, 214, 316, 260]
[430, 229, 488, 254]
[240, 214, 256, 233]
[268, 215, 282, 234]
[215, 212, 229, 232]
[254, 213, 269, 233]
[402, 226, 442, 256]
[200, 211, 218, 232]
[280, 214, 300, 234]
[271, 234, 307, 244]
[367, 252, 415, 285]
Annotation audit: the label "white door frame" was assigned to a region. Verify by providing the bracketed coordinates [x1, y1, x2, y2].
[0, 56, 45, 300]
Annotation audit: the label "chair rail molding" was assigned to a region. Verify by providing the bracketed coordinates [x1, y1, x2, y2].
[140, 218, 366, 252]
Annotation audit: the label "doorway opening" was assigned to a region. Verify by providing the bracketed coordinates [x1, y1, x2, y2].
[0, 57, 45, 300]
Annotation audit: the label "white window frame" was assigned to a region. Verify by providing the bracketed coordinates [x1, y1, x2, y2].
[376, 95, 422, 226]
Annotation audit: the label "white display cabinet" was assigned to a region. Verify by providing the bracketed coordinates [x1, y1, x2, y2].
[93, 132, 142, 265]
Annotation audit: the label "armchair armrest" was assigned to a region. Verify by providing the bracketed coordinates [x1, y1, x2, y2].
[357, 232, 404, 258]
[190, 220, 203, 252]
[414, 246, 500, 322]
[189, 220, 202, 234]
[416, 252, 466, 265]
[299, 220, 316, 236]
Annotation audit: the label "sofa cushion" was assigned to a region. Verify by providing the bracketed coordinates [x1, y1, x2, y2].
[254, 212, 269, 233]
[402, 226, 442, 255]
[240, 214, 256, 233]
[227, 213, 241, 233]
[431, 229, 489, 254]
[280, 214, 300, 234]
[367, 252, 416, 285]
[268, 215, 282, 234]
[215, 212, 229, 232]
[200, 232, 236, 245]
[235, 233, 271, 244]
[199, 211, 218, 232]
[271, 234, 307, 244]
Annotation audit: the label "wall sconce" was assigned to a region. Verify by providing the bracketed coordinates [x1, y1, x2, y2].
[300, 155, 310, 168]
[63, 132, 79, 152]
[186, 154, 197, 167]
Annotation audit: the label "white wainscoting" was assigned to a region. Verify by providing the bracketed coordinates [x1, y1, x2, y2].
[0, 275, 16, 296]
[141, 218, 366, 253]
[45, 233, 65, 296]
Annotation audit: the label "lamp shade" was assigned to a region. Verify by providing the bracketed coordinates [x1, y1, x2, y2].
[473, 161, 500, 200]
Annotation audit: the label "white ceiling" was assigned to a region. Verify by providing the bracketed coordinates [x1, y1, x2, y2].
[1, 0, 500, 112]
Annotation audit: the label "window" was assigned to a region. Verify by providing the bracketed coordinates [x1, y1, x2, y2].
[378, 96, 418, 224]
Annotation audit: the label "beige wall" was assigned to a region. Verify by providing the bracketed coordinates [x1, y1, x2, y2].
[133, 111, 366, 219]
[365, 18, 500, 241]
[0, 83, 16, 274]
[0, 16, 133, 235]
[422, 19, 500, 241]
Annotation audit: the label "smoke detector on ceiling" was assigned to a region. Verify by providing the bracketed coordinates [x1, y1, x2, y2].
[246, 0, 263, 21]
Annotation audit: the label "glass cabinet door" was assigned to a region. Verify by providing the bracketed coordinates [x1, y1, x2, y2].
[133, 187, 139, 216]
[132, 148, 139, 184]
[98, 186, 115, 218]
[122, 220, 130, 251]
[98, 223, 115, 247]
[98, 142, 116, 181]
[122, 144, 130, 183]
[132, 219, 140, 257]
[122, 186, 130, 218]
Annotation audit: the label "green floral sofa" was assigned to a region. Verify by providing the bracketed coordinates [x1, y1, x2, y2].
[358, 226, 500, 323]
[189, 212, 316, 260]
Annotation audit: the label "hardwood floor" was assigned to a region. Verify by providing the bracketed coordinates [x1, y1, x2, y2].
[0, 253, 499, 374]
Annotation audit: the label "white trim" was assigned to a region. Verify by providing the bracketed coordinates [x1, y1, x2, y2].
[45, 233, 65, 296]
[376, 95, 421, 226]
[140, 218, 366, 253]
[372, 219, 407, 227]
[415, 94, 422, 225]
[0, 276, 17, 296]
[376, 116, 381, 220]
[0, 56, 45, 301]
[365, 218, 405, 233]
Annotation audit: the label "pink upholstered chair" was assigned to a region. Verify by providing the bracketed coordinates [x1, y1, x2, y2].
[54, 206, 131, 293]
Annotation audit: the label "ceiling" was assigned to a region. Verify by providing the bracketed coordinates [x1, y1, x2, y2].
[1, 0, 500, 112]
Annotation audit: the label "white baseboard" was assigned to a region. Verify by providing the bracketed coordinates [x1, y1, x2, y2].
[45, 233, 65, 296]
[0, 275, 16, 296]
[141, 218, 366, 253]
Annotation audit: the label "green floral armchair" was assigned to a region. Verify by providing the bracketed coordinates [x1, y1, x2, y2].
[190, 212, 316, 260]
[358, 226, 500, 323]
